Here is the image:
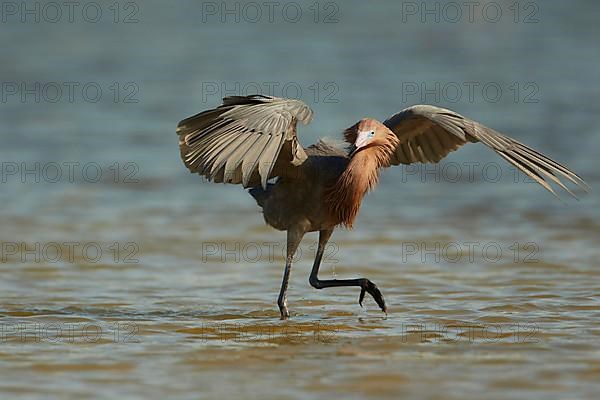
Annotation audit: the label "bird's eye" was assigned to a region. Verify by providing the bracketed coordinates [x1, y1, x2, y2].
[368, 131, 375, 138]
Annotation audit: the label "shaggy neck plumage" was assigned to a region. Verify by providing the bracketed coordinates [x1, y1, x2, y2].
[325, 140, 396, 228]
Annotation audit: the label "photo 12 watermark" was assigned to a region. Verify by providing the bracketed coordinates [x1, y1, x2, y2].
[1, 321, 138, 343]
[200, 1, 339, 24]
[400, 1, 540, 24]
[1, 1, 140, 23]
[400, 322, 539, 343]
[0, 162, 140, 184]
[1, 241, 140, 264]
[399, 241, 540, 264]
[201, 241, 339, 264]
[199, 81, 339, 103]
[195, 322, 338, 343]
[399, 161, 539, 184]
[1, 82, 139, 104]
[400, 81, 540, 104]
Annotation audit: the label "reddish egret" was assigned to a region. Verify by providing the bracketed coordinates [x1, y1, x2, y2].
[177, 95, 588, 319]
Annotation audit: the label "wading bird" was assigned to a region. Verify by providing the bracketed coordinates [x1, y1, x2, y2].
[177, 95, 588, 319]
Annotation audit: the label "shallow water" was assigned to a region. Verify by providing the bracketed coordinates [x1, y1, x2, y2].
[1, 0, 600, 399]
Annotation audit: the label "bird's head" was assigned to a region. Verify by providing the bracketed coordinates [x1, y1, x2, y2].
[345, 118, 399, 157]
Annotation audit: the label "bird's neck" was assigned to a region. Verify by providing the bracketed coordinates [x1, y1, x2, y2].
[325, 146, 392, 229]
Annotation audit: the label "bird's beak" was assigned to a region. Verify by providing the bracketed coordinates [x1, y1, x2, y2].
[350, 131, 372, 156]
[355, 132, 371, 149]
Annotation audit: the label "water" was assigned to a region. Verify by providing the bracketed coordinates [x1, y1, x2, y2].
[1, 0, 599, 398]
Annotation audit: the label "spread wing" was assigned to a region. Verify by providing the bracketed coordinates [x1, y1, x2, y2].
[383, 105, 589, 198]
[177, 95, 313, 188]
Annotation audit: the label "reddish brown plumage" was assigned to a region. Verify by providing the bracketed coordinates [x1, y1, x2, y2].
[325, 119, 400, 228]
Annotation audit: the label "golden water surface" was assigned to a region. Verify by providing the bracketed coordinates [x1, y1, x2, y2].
[1, 191, 599, 399]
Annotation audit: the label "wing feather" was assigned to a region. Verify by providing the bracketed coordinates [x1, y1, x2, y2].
[416, 133, 437, 162]
[383, 105, 589, 198]
[177, 95, 313, 188]
[241, 134, 271, 186]
[222, 134, 263, 184]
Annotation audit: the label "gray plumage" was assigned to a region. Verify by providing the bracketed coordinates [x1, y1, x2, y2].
[383, 105, 589, 198]
[177, 95, 313, 189]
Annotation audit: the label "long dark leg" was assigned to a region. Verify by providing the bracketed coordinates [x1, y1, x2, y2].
[277, 228, 305, 319]
[309, 229, 387, 313]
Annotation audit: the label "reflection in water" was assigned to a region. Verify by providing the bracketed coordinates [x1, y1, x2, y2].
[1, 0, 599, 398]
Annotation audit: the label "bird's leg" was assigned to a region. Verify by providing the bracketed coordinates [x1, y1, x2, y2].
[309, 229, 387, 314]
[277, 228, 305, 320]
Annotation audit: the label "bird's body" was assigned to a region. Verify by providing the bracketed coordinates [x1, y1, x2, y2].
[250, 141, 352, 232]
[176, 95, 589, 319]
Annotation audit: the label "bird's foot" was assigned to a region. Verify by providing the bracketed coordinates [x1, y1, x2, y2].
[278, 301, 290, 320]
[358, 279, 387, 314]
